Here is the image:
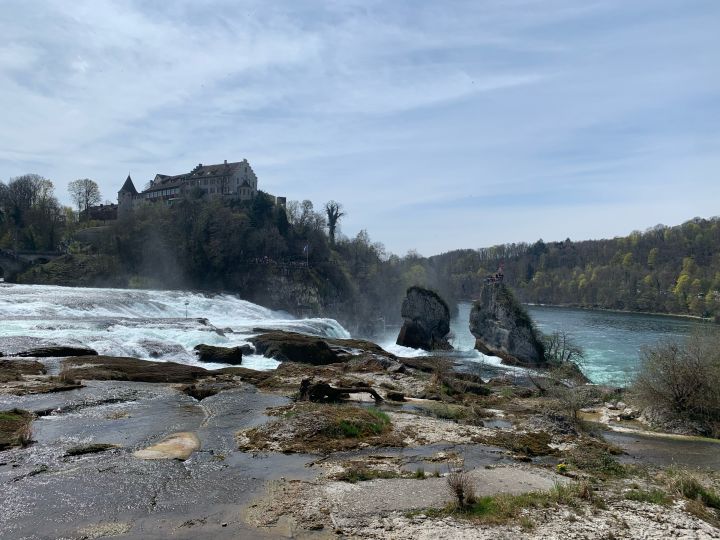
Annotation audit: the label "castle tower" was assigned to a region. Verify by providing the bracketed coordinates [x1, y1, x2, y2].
[118, 175, 138, 218]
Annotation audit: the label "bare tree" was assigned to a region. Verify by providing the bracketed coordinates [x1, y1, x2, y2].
[633, 332, 720, 436]
[68, 178, 101, 217]
[325, 200, 345, 244]
[543, 330, 585, 366]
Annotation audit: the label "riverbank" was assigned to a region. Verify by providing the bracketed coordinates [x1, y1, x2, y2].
[2, 342, 719, 538]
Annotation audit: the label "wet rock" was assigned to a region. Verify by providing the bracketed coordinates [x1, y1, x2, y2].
[133, 432, 200, 460]
[0, 358, 46, 382]
[65, 443, 118, 457]
[396, 286, 452, 351]
[386, 391, 405, 402]
[250, 332, 339, 365]
[139, 340, 187, 359]
[469, 283, 545, 367]
[61, 356, 210, 383]
[180, 378, 240, 400]
[17, 345, 98, 358]
[193, 344, 243, 365]
[344, 356, 406, 374]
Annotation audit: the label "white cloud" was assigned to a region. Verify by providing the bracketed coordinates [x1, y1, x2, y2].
[0, 0, 718, 254]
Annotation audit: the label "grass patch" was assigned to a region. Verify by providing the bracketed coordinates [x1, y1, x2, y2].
[450, 482, 586, 525]
[667, 470, 720, 511]
[0, 408, 33, 450]
[238, 402, 400, 454]
[335, 466, 402, 483]
[323, 406, 390, 438]
[624, 488, 671, 505]
[416, 402, 469, 422]
[564, 439, 627, 479]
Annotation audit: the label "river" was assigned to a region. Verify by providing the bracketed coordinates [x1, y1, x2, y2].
[379, 302, 712, 387]
[527, 304, 711, 386]
[0, 284, 712, 385]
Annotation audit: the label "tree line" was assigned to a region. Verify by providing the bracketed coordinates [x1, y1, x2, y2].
[421, 218, 720, 320]
[5, 170, 720, 327]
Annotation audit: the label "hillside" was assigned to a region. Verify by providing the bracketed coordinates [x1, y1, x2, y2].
[423, 217, 720, 320]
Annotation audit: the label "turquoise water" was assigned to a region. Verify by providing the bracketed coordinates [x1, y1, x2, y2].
[526, 305, 712, 386]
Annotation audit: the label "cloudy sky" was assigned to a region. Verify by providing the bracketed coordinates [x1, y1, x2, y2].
[1, 1, 718, 255]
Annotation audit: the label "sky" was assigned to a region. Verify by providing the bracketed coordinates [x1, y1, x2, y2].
[1, 0, 719, 256]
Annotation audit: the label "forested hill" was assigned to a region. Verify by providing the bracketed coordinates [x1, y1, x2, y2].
[423, 217, 720, 320]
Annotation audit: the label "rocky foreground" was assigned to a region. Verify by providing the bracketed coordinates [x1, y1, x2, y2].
[1, 333, 719, 539]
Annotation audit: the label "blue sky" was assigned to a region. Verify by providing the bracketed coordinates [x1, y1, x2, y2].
[1, 0, 718, 255]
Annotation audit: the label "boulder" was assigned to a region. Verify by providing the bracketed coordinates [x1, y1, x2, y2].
[396, 287, 452, 351]
[133, 432, 200, 460]
[250, 332, 339, 365]
[17, 346, 98, 358]
[61, 356, 210, 383]
[193, 344, 243, 365]
[249, 331, 397, 366]
[469, 283, 545, 367]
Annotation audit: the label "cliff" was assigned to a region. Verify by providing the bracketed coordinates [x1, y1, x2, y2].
[469, 283, 545, 366]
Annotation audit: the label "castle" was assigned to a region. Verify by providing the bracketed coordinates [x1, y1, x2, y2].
[118, 159, 258, 217]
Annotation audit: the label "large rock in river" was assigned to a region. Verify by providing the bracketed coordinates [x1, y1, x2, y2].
[193, 344, 243, 365]
[18, 345, 98, 358]
[396, 287, 452, 351]
[250, 331, 398, 366]
[469, 283, 545, 367]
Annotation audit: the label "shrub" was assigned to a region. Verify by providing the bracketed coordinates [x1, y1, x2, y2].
[447, 469, 476, 509]
[633, 333, 720, 437]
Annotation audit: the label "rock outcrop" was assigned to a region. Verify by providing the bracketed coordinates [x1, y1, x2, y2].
[193, 344, 243, 365]
[17, 346, 98, 358]
[396, 287, 452, 351]
[60, 356, 210, 383]
[250, 331, 397, 366]
[469, 283, 545, 367]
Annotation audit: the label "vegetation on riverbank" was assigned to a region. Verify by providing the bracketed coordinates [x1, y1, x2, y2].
[6, 168, 718, 328]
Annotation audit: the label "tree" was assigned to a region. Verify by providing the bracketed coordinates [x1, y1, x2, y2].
[68, 178, 101, 217]
[325, 200, 345, 245]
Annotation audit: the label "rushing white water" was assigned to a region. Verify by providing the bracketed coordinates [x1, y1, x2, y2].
[0, 284, 350, 370]
[376, 302, 522, 373]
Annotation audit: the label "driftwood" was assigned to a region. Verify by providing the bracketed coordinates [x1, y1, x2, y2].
[299, 378, 384, 403]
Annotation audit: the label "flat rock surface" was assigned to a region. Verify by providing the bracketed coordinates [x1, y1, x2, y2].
[326, 465, 565, 520]
[0, 380, 312, 540]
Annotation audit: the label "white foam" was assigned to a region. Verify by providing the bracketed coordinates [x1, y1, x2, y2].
[0, 284, 348, 370]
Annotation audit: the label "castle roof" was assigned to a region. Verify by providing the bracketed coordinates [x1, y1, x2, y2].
[119, 175, 138, 195]
[140, 160, 255, 195]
